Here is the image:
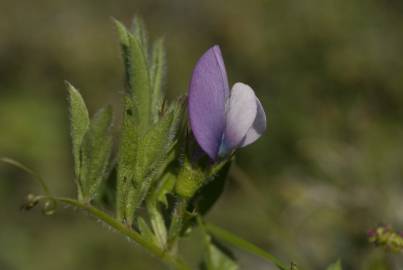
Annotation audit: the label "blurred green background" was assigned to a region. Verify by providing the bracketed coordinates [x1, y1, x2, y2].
[1, 0, 403, 269]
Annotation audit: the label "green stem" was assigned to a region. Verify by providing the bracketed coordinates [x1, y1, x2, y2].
[167, 197, 187, 250]
[205, 222, 289, 270]
[1, 157, 51, 195]
[47, 196, 191, 270]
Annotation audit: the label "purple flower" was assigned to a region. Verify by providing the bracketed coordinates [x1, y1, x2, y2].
[188, 45, 267, 160]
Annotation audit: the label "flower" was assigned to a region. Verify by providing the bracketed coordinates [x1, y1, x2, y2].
[188, 45, 267, 160]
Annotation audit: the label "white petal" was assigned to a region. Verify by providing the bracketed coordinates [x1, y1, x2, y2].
[240, 96, 267, 147]
[222, 82, 258, 152]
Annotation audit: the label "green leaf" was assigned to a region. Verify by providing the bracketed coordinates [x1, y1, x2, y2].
[116, 96, 138, 222]
[80, 105, 113, 201]
[137, 217, 158, 245]
[137, 110, 174, 178]
[114, 19, 151, 131]
[67, 82, 90, 198]
[146, 170, 177, 248]
[149, 38, 166, 122]
[124, 110, 174, 224]
[200, 225, 239, 270]
[326, 260, 342, 270]
[131, 16, 149, 58]
[128, 29, 152, 130]
[148, 206, 168, 248]
[205, 223, 288, 270]
[113, 19, 131, 90]
[150, 170, 177, 207]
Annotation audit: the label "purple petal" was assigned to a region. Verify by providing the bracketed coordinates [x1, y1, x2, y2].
[222, 83, 258, 153]
[240, 96, 267, 147]
[188, 45, 230, 160]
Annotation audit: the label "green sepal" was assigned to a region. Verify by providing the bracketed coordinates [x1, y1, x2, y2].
[175, 158, 206, 199]
[326, 260, 342, 270]
[66, 82, 90, 199]
[79, 105, 113, 202]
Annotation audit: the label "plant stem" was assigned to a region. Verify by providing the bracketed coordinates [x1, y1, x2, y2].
[1, 158, 51, 195]
[50, 196, 191, 270]
[167, 197, 187, 250]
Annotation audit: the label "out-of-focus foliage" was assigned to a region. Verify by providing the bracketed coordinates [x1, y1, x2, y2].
[1, 0, 403, 269]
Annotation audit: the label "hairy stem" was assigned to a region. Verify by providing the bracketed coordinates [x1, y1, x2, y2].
[46, 196, 191, 270]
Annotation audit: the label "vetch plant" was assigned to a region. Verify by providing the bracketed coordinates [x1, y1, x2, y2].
[1, 17, 349, 270]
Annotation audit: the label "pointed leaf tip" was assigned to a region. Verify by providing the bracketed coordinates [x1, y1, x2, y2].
[67, 83, 90, 183]
[80, 105, 113, 200]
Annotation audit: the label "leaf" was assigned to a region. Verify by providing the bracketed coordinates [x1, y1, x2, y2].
[113, 19, 131, 90]
[116, 96, 138, 222]
[137, 109, 174, 179]
[114, 19, 151, 131]
[148, 207, 168, 248]
[80, 105, 113, 201]
[200, 224, 239, 270]
[326, 260, 342, 270]
[124, 110, 174, 223]
[149, 38, 166, 122]
[137, 217, 158, 245]
[205, 223, 288, 270]
[151, 170, 177, 207]
[131, 16, 149, 58]
[146, 170, 177, 248]
[67, 82, 90, 194]
[128, 28, 152, 130]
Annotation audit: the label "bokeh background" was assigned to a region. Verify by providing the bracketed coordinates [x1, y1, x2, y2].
[1, 0, 403, 269]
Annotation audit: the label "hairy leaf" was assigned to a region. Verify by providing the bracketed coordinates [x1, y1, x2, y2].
[113, 20, 131, 90]
[67, 82, 90, 189]
[124, 110, 174, 223]
[150, 38, 166, 122]
[137, 217, 158, 245]
[80, 106, 113, 201]
[128, 29, 152, 130]
[114, 19, 151, 131]
[116, 97, 138, 222]
[131, 16, 149, 59]
[148, 207, 168, 248]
